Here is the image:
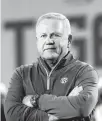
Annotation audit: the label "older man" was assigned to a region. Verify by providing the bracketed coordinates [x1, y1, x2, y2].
[4, 13, 98, 121]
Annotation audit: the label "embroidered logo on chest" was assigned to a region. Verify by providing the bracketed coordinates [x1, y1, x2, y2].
[60, 77, 68, 84]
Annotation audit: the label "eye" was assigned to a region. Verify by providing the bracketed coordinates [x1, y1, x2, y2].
[54, 34, 60, 37]
[41, 34, 47, 38]
[52, 33, 61, 38]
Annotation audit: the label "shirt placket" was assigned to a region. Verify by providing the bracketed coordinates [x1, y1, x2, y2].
[40, 59, 61, 91]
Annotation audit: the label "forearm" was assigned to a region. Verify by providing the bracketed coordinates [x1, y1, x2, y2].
[39, 90, 98, 119]
[39, 94, 80, 119]
[4, 97, 49, 121]
[4, 100, 30, 121]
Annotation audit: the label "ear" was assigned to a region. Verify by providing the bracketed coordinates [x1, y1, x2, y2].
[68, 34, 72, 44]
[67, 34, 72, 48]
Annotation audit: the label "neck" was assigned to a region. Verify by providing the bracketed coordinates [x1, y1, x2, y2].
[44, 50, 70, 69]
[45, 58, 58, 68]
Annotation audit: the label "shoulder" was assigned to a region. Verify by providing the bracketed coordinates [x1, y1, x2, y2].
[14, 61, 39, 77]
[74, 60, 98, 78]
[75, 60, 95, 71]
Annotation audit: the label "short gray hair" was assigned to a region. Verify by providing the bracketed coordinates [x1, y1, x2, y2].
[36, 12, 71, 35]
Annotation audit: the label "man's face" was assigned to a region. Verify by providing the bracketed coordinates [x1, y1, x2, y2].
[36, 19, 69, 60]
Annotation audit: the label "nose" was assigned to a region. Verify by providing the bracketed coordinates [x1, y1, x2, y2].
[46, 37, 55, 45]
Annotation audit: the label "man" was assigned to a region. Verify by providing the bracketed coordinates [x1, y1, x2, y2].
[4, 13, 98, 121]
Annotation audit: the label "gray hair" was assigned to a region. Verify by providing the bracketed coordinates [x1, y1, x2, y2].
[36, 12, 71, 35]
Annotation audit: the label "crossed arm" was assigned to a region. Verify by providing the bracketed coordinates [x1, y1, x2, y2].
[4, 68, 49, 121]
[22, 86, 83, 120]
[38, 70, 98, 119]
[4, 67, 98, 121]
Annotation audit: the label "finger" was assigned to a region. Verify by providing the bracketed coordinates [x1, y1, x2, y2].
[69, 86, 83, 96]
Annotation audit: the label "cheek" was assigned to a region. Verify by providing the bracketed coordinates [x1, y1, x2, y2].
[37, 40, 44, 53]
[55, 43, 62, 54]
[58, 40, 68, 53]
[60, 40, 68, 47]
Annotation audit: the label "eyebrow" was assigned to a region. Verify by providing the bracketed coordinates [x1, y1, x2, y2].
[39, 32, 63, 36]
[53, 32, 62, 35]
[40, 33, 47, 35]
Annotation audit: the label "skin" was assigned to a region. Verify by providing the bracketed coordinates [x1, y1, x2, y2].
[36, 18, 71, 64]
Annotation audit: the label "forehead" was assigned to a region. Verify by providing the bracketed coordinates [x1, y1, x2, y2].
[36, 19, 64, 34]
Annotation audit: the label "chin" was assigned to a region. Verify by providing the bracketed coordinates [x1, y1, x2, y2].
[43, 56, 56, 60]
[42, 53, 59, 60]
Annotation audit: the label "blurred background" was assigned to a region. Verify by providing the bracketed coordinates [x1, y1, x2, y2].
[1, 0, 102, 121]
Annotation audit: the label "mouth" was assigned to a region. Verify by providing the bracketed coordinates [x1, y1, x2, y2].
[44, 48, 56, 51]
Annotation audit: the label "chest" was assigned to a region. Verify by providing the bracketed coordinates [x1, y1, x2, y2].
[49, 69, 77, 96]
[23, 66, 79, 96]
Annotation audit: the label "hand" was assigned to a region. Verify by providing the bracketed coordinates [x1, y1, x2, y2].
[69, 86, 83, 96]
[22, 95, 33, 107]
[48, 114, 58, 121]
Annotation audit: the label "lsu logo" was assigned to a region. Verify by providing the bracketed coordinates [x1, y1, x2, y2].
[60, 77, 68, 84]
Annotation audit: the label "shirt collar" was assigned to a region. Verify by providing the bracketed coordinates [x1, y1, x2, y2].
[38, 51, 76, 73]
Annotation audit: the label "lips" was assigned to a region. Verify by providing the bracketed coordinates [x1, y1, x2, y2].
[44, 47, 56, 51]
